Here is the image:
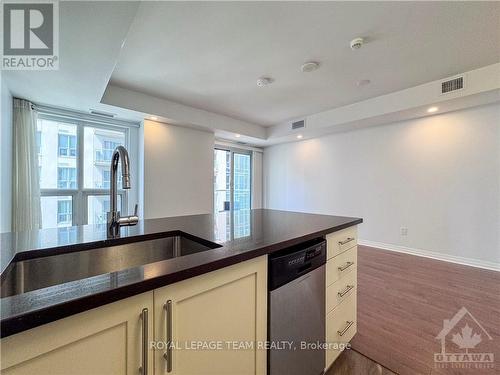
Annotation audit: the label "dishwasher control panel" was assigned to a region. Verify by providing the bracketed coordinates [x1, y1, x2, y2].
[268, 238, 326, 291]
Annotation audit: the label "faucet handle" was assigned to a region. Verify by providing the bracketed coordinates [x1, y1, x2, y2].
[116, 203, 139, 227]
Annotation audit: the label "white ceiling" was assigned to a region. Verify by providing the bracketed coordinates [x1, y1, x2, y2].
[3, 1, 499, 137]
[3, 1, 141, 120]
[110, 1, 500, 126]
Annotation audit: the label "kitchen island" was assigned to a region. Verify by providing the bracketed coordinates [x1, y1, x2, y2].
[0, 209, 362, 374]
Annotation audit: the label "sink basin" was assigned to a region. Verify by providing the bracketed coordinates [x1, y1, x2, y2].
[1, 235, 220, 298]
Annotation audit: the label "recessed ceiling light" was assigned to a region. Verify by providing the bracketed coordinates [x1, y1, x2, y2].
[235, 134, 241, 138]
[427, 106, 439, 113]
[301, 61, 320, 73]
[256, 77, 274, 87]
[150, 116, 158, 120]
[357, 79, 371, 86]
[297, 134, 303, 139]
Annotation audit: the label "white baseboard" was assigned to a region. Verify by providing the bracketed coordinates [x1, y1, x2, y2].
[358, 240, 500, 272]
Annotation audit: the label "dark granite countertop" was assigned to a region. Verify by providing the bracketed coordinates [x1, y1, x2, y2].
[0, 209, 362, 338]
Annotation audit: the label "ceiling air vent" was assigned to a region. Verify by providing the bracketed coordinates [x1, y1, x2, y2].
[441, 76, 464, 94]
[291, 119, 305, 130]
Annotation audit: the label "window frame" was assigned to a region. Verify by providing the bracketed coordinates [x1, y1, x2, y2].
[38, 113, 130, 227]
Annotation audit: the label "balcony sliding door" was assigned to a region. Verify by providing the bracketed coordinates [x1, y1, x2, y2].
[213, 147, 252, 241]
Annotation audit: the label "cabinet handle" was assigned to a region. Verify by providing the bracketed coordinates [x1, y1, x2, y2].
[164, 300, 173, 373]
[338, 261, 354, 272]
[338, 284, 354, 297]
[140, 308, 149, 375]
[338, 237, 355, 246]
[337, 320, 354, 336]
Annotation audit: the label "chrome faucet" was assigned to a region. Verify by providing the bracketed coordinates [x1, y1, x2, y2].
[107, 145, 139, 236]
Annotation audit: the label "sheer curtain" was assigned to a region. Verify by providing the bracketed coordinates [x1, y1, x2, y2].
[12, 98, 41, 231]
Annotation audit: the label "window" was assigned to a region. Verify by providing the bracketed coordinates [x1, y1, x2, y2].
[36, 130, 42, 155]
[87, 195, 122, 225]
[214, 148, 251, 212]
[233, 153, 251, 210]
[37, 115, 130, 229]
[38, 122, 78, 189]
[102, 170, 111, 189]
[95, 140, 121, 162]
[213, 147, 252, 241]
[214, 149, 231, 214]
[57, 199, 72, 225]
[57, 167, 77, 189]
[41, 196, 72, 228]
[58, 134, 77, 157]
[84, 127, 125, 189]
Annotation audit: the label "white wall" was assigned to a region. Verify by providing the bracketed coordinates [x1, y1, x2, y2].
[0, 75, 13, 233]
[264, 104, 500, 266]
[143, 120, 214, 219]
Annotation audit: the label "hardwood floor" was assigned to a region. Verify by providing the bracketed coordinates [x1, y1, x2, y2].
[351, 246, 500, 375]
[326, 349, 397, 375]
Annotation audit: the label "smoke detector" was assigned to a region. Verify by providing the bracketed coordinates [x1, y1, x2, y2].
[301, 61, 320, 72]
[257, 77, 274, 87]
[350, 37, 364, 50]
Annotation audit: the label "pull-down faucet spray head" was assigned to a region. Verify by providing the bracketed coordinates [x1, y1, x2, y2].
[122, 174, 131, 190]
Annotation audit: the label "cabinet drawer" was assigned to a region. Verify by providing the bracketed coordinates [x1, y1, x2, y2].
[325, 293, 357, 368]
[326, 226, 357, 260]
[326, 269, 356, 314]
[326, 246, 357, 287]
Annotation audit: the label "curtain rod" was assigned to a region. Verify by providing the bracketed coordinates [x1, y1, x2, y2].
[32, 103, 141, 128]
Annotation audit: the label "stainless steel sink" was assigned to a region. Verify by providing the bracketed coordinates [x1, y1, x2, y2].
[1, 235, 219, 298]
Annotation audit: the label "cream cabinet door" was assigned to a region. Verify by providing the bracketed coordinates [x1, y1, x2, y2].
[153, 256, 267, 375]
[1, 292, 154, 375]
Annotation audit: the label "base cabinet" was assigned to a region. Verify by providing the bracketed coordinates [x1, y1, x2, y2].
[1, 292, 153, 375]
[325, 225, 358, 370]
[1, 256, 267, 375]
[153, 255, 267, 375]
[1, 228, 356, 375]
[325, 292, 357, 366]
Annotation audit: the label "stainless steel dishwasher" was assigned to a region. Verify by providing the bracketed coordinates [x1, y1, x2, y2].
[268, 238, 326, 375]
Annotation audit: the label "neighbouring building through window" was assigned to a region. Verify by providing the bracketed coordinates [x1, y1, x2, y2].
[37, 113, 131, 229]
